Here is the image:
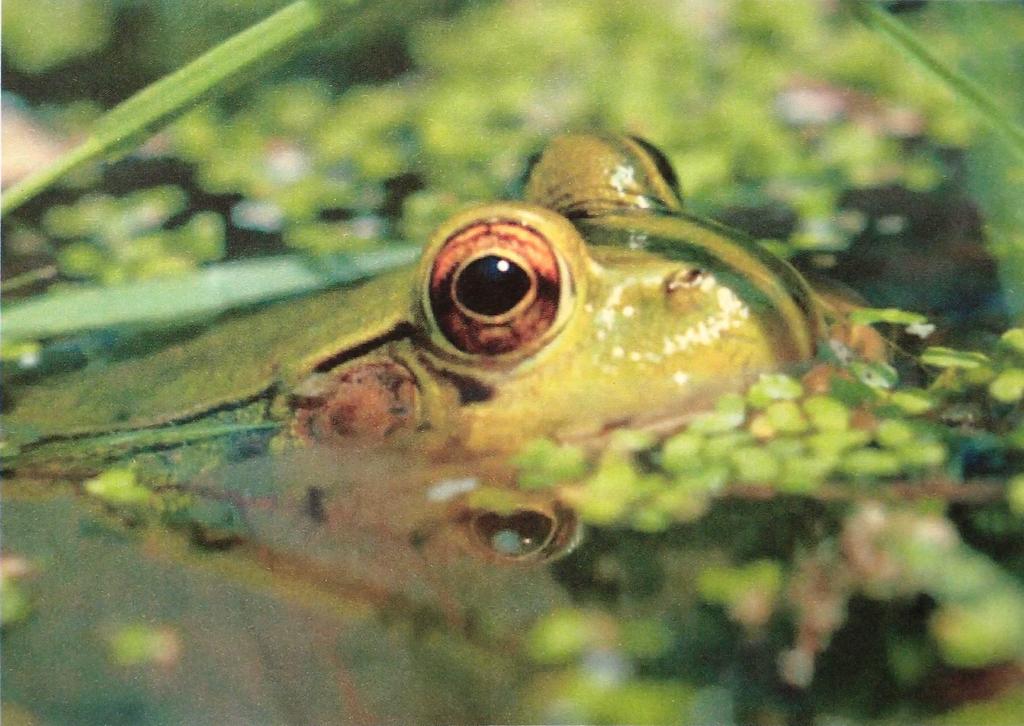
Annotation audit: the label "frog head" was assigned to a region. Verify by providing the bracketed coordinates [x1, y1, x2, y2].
[292, 134, 822, 453]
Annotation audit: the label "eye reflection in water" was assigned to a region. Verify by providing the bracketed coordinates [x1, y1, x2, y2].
[465, 505, 582, 562]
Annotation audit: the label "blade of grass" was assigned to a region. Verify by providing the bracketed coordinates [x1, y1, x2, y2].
[1, 245, 420, 342]
[0, 0, 361, 216]
[846, 0, 1024, 160]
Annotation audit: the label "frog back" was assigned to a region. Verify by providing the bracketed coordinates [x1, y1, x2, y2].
[4, 268, 416, 447]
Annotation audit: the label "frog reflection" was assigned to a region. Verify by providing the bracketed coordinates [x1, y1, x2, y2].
[185, 446, 582, 608]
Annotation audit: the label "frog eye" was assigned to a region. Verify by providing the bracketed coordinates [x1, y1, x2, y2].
[466, 505, 580, 563]
[428, 220, 562, 355]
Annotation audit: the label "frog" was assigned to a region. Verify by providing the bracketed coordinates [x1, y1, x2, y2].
[3, 133, 836, 485]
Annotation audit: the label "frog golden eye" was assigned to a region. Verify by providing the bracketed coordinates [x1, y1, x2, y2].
[455, 254, 534, 317]
[429, 220, 562, 355]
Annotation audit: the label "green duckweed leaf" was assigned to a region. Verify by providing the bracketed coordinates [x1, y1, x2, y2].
[746, 373, 804, 408]
[849, 307, 929, 326]
[513, 439, 588, 490]
[889, 389, 938, 415]
[921, 347, 991, 370]
[989, 368, 1024, 403]
[999, 328, 1024, 357]
[840, 449, 903, 478]
[1009, 475, 1024, 516]
[803, 395, 851, 432]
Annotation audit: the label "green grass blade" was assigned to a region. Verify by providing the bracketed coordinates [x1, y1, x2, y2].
[1, 245, 420, 342]
[846, 0, 1024, 160]
[0, 0, 365, 216]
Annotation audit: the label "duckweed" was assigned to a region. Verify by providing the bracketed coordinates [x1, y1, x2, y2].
[875, 419, 917, 449]
[1000, 328, 1024, 357]
[802, 395, 851, 431]
[0, 557, 33, 628]
[671, 465, 730, 495]
[105, 624, 181, 667]
[848, 307, 929, 326]
[659, 432, 705, 474]
[513, 438, 588, 489]
[850, 359, 899, 389]
[898, 441, 948, 470]
[44, 188, 225, 284]
[702, 431, 756, 462]
[83, 468, 153, 508]
[745, 373, 804, 408]
[989, 368, 1024, 404]
[13, 0, 1008, 297]
[804, 429, 869, 459]
[649, 484, 711, 523]
[889, 388, 938, 415]
[574, 453, 648, 525]
[1009, 475, 1024, 516]
[688, 392, 746, 434]
[840, 448, 903, 478]
[729, 446, 781, 484]
[538, 309, 1022, 539]
[763, 400, 810, 434]
[921, 347, 991, 370]
[778, 454, 838, 493]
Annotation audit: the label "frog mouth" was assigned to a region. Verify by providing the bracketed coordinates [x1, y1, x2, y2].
[552, 377, 749, 452]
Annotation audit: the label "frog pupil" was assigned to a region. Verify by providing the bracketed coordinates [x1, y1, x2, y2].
[474, 510, 554, 557]
[455, 255, 532, 317]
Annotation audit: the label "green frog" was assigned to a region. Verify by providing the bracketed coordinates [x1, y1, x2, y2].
[4, 134, 829, 481]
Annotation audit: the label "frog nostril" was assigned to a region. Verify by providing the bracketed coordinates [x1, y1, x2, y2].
[666, 267, 707, 292]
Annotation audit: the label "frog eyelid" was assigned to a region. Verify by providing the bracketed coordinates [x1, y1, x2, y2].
[523, 133, 682, 219]
[627, 134, 682, 198]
